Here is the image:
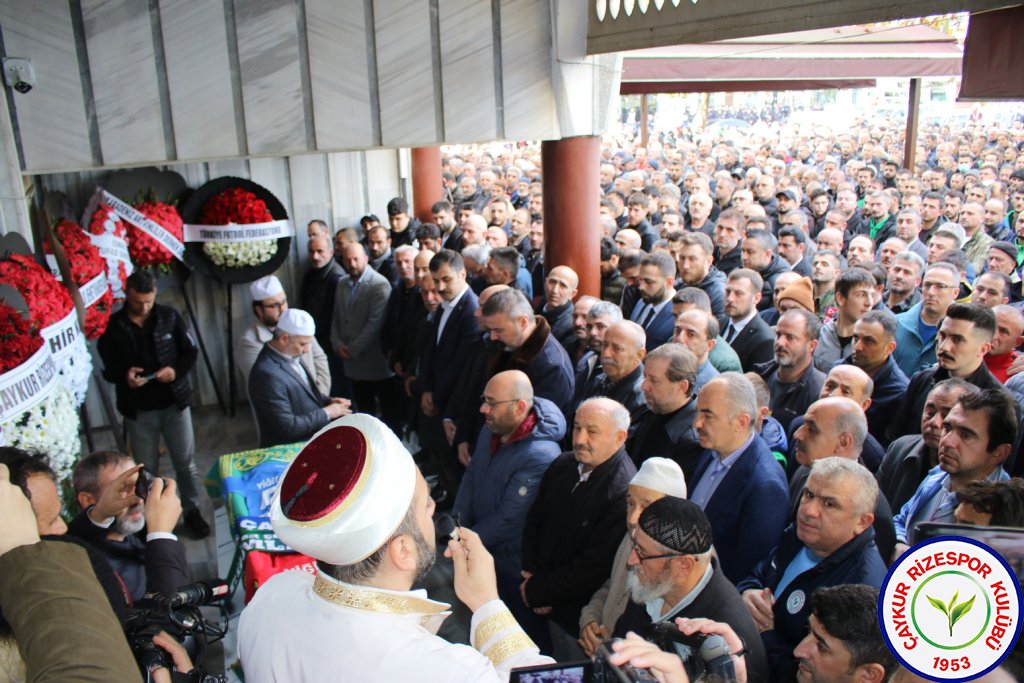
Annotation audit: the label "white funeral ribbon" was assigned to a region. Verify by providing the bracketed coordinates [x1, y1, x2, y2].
[40, 309, 83, 365]
[102, 190, 186, 261]
[182, 219, 294, 243]
[79, 271, 109, 308]
[0, 343, 59, 424]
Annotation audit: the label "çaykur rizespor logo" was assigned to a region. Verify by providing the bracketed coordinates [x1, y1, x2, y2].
[880, 537, 1021, 680]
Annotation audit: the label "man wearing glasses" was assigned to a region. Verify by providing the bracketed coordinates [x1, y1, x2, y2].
[892, 262, 960, 378]
[451, 370, 564, 634]
[237, 275, 331, 397]
[612, 496, 768, 682]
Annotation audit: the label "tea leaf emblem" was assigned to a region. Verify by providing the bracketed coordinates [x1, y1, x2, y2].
[927, 590, 976, 637]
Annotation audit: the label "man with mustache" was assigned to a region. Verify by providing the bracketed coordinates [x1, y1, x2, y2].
[754, 309, 825, 434]
[575, 321, 648, 436]
[610, 497, 769, 683]
[521, 398, 636, 661]
[891, 387, 1015, 562]
[889, 302, 1004, 441]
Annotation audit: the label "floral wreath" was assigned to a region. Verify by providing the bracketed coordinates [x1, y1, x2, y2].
[0, 253, 92, 404]
[199, 187, 278, 268]
[0, 302, 81, 483]
[126, 197, 184, 270]
[87, 203, 132, 299]
[44, 219, 114, 339]
[180, 177, 291, 284]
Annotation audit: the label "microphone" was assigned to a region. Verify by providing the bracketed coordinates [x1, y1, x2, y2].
[164, 579, 230, 608]
[700, 634, 737, 682]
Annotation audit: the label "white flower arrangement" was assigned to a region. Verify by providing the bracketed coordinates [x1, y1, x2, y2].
[59, 333, 93, 406]
[202, 238, 278, 268]
[0, 382, 81, 483]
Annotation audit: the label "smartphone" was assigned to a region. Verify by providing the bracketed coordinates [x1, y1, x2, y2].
[140, 373, 156, 382]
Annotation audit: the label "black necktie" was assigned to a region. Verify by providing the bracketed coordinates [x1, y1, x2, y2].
[725, 323, 737, 343]
[641, 305, 657, 329]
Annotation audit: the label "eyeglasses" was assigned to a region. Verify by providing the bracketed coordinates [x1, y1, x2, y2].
[921, 282, 956, 292]
[480, 396, 522, 408]
[631, 539, 685, 563]
[259, 300, 288, 310]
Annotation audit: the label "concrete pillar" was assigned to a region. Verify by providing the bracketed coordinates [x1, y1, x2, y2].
[410, 146, 443, 223]
[541, 135, 601, 298]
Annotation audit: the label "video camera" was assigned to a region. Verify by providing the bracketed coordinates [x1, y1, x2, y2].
[123, 579, 230, 683]
[510, 626, 739, 683]
[510, 639, 659, 682]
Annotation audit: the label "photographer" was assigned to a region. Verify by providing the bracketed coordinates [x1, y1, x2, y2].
[69, 452, 189, 602]
[0, 463, 139, 682]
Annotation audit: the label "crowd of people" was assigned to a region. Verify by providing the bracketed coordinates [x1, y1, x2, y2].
[4, 109, 1024, 681]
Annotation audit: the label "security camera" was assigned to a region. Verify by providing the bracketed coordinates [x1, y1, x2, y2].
[3, 58, 35, 94]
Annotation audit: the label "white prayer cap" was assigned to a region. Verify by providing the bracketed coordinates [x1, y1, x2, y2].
[249, 275, 284, 302]
[630, 457, 687, 499]
[276, 308, 315, 337]
[270, 414, 417, 565]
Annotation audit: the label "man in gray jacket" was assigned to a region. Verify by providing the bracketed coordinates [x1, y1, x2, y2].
[331, 242, 399, 431]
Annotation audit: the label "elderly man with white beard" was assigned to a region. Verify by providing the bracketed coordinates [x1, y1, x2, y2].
[611, 496, 769, 683]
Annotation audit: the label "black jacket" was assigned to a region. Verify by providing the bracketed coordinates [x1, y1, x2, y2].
[755, 360, 826, 434]
[67, 507, 189, 603]
[541, 301, 576, 354]
[486, 316, 575, 417]
[756, 255, 791, 310]
[728, 313, 776, 373]
[576, 364, 648, 439]
[876, 434, 933, 513]
[300, 260, 343, 354]
[98, 304, 196, 419]
[714, 245, 743, 275]
[837, 354, 908, 447]
[522, 448, 636, 636]
[626, 397, 703, 483]
[888, 363, 1004, 442]
[613, 560, 769, 683]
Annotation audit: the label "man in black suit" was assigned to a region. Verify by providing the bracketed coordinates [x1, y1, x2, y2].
[250, 309, 352, 447]
[628, 252, 676, 352]
[723, 268, 775, 372]
[419, 249, 480, 435]
[432, 200, 465, 253]
[366, 224, 399, 286]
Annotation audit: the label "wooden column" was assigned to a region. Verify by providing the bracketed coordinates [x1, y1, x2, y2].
[410, 146, 443, 223]
[640, 94, 649, 149]
[541, 135, 601, 298]
[903, 78, 921, 171]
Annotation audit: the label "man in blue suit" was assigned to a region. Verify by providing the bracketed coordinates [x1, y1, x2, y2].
[629, 252, 676, 351]
[690, 372, 790, 583]
[249, 309, 352, 447]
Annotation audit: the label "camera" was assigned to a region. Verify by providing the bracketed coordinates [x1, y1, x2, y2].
[123, 580, 230, 683]
[649, 623, 738, 682]
[2, 58, 34, 94]
[510, 639, 658, 682]
[135, 467, 158, 500]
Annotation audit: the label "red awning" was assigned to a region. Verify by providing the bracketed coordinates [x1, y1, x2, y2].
[621, 24, 962, 94]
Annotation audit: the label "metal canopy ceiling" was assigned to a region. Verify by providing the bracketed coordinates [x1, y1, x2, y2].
[620, 24, 962, 94]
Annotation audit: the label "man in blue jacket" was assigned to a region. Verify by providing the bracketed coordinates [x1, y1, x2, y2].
[737, 457, 887, 682]
[452, 370, 565, 631]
